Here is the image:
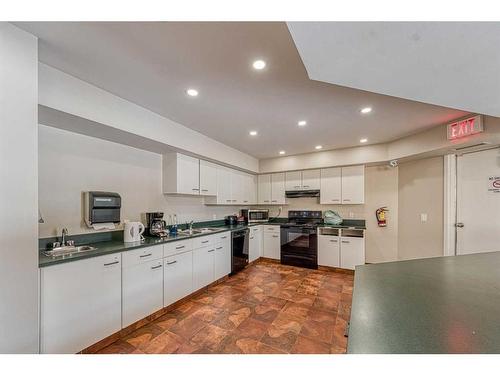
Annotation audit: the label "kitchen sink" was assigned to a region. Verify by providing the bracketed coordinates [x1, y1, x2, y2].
[177, 227, 224, 236]
[44, 245, 97, 257]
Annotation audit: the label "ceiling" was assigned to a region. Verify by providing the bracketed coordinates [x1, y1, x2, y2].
[288, 22, 500, 118]
[17, 22, 468, 159]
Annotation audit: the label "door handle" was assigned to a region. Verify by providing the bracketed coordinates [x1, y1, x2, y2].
[273, 235, 279, 238]
[208, 249, 215, 253]
[192, 188, 200, 191]
[104, 260, 119, 266]
[139, 253, 152, 258]
[455, 223, 465, 228]
[216, 246, 223, 250]
[166, 260, 177, 265]
[202, 240, 209, 244]
[151, 264, 162, 270]
[175, 245, 185, 249]
[341, 240, 350, 244]
[330, 240, 338, 243]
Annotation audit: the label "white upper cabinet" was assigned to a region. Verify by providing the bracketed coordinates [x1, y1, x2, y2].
[302, 169, 320, 190]
[285, 170, 320, 191]
[341, 165, 365, 204]
[320, 167, 342, 204]
[285, 171, 302, 191]
[271, 173, 286, 204]
[199, 160, 217, 196]
[163, 153, 200, 195]
[258, 174, 272, 204]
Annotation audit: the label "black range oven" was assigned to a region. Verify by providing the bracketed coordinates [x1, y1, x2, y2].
[280, 210, 322, 269]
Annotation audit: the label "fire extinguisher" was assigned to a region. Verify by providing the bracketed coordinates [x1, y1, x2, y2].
[376, 207, 388, 227]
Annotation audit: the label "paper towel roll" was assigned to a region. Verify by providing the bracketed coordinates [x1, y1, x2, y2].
[92, 222, 116, 231]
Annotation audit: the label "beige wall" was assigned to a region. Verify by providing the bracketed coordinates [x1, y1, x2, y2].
[398, 156, 444, 260]
[38, 125, 241, 238]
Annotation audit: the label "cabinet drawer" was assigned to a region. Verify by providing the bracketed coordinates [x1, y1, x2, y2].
[122, 245, 163, 267]
[163, 239, 193, 257]
[192, 234, 215, 249]
[264, 225, 280, 233]
[214, 232, 230, 243]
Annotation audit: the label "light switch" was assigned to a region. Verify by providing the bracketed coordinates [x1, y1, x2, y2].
[420, 213, 428, 223]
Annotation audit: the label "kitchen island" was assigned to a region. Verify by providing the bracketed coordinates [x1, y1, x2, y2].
[347, 251, 500, 353]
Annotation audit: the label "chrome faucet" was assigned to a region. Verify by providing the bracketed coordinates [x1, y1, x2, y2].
[188, 221, 194, 235]
[61, 227, 68, 246]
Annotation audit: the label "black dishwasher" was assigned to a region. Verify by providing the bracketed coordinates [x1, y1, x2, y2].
[231, 228, 249, 274]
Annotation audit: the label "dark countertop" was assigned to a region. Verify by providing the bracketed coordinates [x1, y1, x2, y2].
[38, 222, 277, 268]
[347, 251, 500, 354]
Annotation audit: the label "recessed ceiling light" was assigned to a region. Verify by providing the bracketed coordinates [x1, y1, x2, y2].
[360, 107, 372, 114]
[249, 131, 258, 136]
[298, 120, 307, 127]
[315, 145, 323, 150]
[186, 88, 199, 97]
[279, 150, 286, 155]
[360, 138, 368, 143]
[252, 60, 266, 70]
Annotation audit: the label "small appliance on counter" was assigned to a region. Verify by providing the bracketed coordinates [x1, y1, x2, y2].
[225, 215, 238, 226]
[145, 212, 169, 237]
[84, 191, 121, 229]
[240, 209, 269, 223]
[123, 221, 145, 243]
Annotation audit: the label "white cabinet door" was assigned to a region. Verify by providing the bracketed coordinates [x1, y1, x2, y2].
[320, 167, 342, 204]
[341, 165, 365, 204]
[340, 237, 365, 270]
[177, 154, 200, 195]
[217, 166, 233, 205]
[249, 226, 261, 262]
[122, 258, 164, 327]
[302, 169, 320, 190]
[164, 251, 193, 307]
[230, 170, 245, 204]
[263, 231, 281, 260]
[271, 172, 286, 204]
[193, 246, 216, 290]
[285, 171, 302, 191]
[245, 174, 257, 205]
[258, 174, 272, 204]
[200, 160, 217, 196]
[318, 235, 340, 267]
[215, 235, 231, 280]
[40, 253, 122, 354]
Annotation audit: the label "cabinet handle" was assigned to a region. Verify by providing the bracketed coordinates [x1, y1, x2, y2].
[343, 199, 351, 202]
[331, 199, 340, 202]
[330, 240, 338, 243]
[250, 236, 254, 240]
[151, 264, 163, 270]
[232, 200, 237, 202]
[201, 189, 208, 192]
[294, 185, 301, 188]
[216, 246, 223, 250]
[271, 200, 277, 202]
[175, 245, 185, 250]
[244, 200, 248, 203]
[220, 236, 227, 239]
[342, 240, 350, 244]
[202, 240, 209, 244]
[140, 253, 152, 258]
[208, 249, 215, 253]
[272, 235, 279, 238]
[303, 185, 309, 188]
[166, 260, 177, 265]
[226, 200, 232, 202]
[104, 261, 119, 266]
[264, 200, 269, 203]
[192, 188, 200, 191]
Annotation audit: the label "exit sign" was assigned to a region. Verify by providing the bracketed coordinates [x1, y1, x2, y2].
[447, 115, 483, 140]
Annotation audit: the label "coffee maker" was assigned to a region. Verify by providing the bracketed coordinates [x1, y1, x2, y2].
[145, 212, 169, 237]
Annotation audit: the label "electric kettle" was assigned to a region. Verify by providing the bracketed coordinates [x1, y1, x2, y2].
[124, 221, 145, 243]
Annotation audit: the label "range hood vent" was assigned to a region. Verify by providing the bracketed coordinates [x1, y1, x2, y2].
[285, 190, 320, 198]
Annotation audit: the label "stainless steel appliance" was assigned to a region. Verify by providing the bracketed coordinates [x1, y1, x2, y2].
[145, 212, 169, 237]
[241, 209, 269, 223]
[280, 210, 322, 269]
[231, 228, 249, 274]
[84, 191, 121, 227]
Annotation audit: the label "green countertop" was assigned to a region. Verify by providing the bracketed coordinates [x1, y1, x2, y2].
[347, 251, 500, 354]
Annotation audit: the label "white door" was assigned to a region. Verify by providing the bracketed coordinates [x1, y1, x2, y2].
[263, 231, 281, 260]
[177, 154, 200, 194]
[200, 160, 217, 196]
[271, 172, 286, 204]
[285, 171, 302, 191]
[164, 251, 193, 307]
[456, 148, 500, 255]
[258, 174, 272, 204]
[341, 165, 365, 204]
[302, 169, 320, 190]
[215, 236, 231, 280]
[230, 170, 244, 204]
[217, 166, 233, 204]
[318, 235, 340, 267]
[193, 247, 215, 290]
[246, 174, 257, 205]
[320, 167, 342, 204]
[340, 237, 365, 270]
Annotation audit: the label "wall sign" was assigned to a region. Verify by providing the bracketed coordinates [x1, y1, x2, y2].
[488, 176, 500, 193]
[447, 115, 483, 140]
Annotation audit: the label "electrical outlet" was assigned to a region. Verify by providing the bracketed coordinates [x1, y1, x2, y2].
[212, 214, 217, 220]
[420, 213, 428, 223]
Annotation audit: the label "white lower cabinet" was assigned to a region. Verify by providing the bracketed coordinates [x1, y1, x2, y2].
[263, 226, 281, 260]
[340, 236, 365, 270]
[164, 250, 193, 307]
[215, 234, 232, 280]
[249, 225, 263, 262]
[318, 235, 340, 268]
[193, 245, 216, 290]
[122, 246, 164, 327]
[40, 253, 122, 354]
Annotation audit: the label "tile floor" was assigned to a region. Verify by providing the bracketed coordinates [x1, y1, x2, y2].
[97, 260, 353, 354]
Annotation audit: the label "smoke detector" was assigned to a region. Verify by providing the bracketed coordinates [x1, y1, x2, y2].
[389, 160, 399, 168]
